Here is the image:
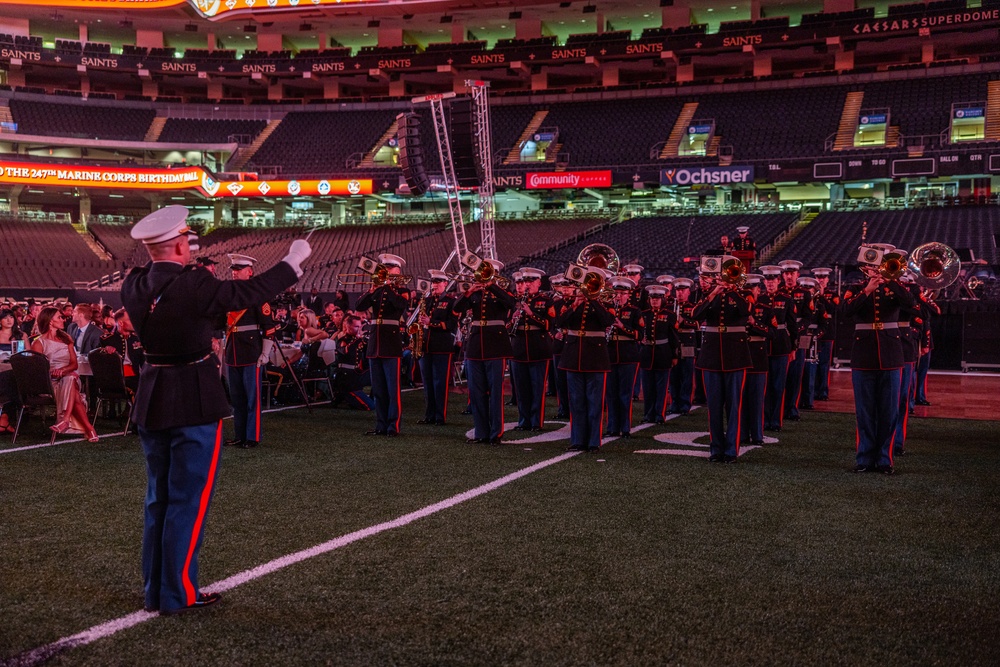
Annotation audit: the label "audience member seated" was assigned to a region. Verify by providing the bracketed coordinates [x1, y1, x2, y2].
[66, 303, 103, 355]
[0, 308, 26, 353]
[31, 306, 98, 442]
[97, 309, 144, 393]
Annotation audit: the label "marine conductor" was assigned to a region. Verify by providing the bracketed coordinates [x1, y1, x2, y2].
[122, 206, 310, 615]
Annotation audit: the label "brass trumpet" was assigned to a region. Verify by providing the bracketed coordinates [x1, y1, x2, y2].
[718, 257, 747, 289]
[877, 252, 906, 281]
[472, 261, 510, 290]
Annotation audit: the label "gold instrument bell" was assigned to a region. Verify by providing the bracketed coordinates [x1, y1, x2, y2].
[576, 243, 620, 275]
[719, 257, 747, 288]
[877, 252, 907, 281]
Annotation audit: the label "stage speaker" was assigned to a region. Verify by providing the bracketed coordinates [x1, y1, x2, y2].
[448, 97, 483, 188]
[396, 112, 430, 196]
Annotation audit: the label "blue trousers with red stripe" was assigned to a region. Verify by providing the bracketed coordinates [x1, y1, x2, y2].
[420, 353, 452, 424]
[139, 421, 223, 613]
[668, 357, 695, 413]
[228, 364, 261, 443]
[740, 372, 767, 444]
[568, 370, 606, 449]
[764, 354, 790, 430]
[703, 369, 746, 458]
[852, 368, 900, 469]
[641, 368, 670, 423]
[606, 362, 638, 435]
[511, 359, 548, 429]
[370, 357, 401, 434]
[891, 362, 914, 455]
[467, 359, 506, 440]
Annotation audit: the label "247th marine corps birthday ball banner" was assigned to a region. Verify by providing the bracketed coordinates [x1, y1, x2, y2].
[0, 161, 373, 198]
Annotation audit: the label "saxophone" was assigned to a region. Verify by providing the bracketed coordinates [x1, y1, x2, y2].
[409, 297, 427, 361]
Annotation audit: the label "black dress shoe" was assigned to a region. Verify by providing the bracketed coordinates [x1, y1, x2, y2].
[554, 413, 570, 420]
[161, 592, 222, 616]
[877, 465, 895, 475]
[851, 464, 872, 473]
[512, 425, 528, 431]
[620, 432, 631, 439]
[489, 437, 504, 446]
[723, 454, 738, 463]
[708, 454, 723, 463]
[386, 431, 398, 437]
[224, 438, 244, 447]
[566, 444, 586, 451]
[466, 437, 485, 444]
[586, 446, 601, 452]
[602, 431, 617, 438]
[365, 430, 387, 436]
[416, 419, 432, 424]
[786, 415, 801, 422]
[461, 409, 473, 415]
[435, 421, 447, 426]
[915, 399, 931, 406]
[750, 440, 765, 447]
[894, 448, 905, 457]
[504, 400, 516, 406]
[240, 440, 259, 449]
[679, 410, 690, 416]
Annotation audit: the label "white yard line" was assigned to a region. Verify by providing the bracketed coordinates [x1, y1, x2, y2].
[3, 449, 584, 667]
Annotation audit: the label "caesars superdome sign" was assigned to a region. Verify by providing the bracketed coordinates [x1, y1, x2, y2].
[660, 166, 755, 186]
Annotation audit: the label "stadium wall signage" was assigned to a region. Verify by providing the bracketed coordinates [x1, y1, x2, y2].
[2, 5, 999, 76]
[660, 166, 754, 186]
[525, 170, 612, 189]
[0, 160, 372, 198]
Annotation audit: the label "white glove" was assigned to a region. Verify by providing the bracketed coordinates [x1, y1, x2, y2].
[258, 339, 275, 367]
[282, 239, 313, 277]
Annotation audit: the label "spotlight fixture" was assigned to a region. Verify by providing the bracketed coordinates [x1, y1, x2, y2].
[367, 19, 380, 27]
[659, 0, 673, 6]
[299, 23, 312, 31]
[440, 15, 453, 23]
[559, 1, 572, 7]
[509, 11, 522, 19]
[583, 4, 597, 14]
[243, 23, 256, 33]
[402, 13, 414, 19]
[185, 22, 199, 32]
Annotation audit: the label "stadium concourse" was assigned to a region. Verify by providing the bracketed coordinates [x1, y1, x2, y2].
[2, 0, 1000, 664]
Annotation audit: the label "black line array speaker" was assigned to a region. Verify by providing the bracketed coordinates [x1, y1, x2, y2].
[448, 98, 483, 188]
[396, 112, 430, 196]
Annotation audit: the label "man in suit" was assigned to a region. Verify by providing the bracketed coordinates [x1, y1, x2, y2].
[122, 205, 309, 615]
[68, 303, 103, 355]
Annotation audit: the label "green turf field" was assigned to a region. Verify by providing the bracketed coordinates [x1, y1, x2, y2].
[2, 391, 998, 666]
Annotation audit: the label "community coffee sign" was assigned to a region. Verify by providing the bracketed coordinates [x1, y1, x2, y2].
[0, 161, 372, 198]
[660, 165, 755, 186]
[525, 170, 612, 189]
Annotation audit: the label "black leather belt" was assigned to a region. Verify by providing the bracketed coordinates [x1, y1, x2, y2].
[146, 348, 213, 367]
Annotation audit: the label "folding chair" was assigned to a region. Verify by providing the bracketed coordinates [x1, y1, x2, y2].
[88, 350, 134, 436]
[8, 351, 57, 445]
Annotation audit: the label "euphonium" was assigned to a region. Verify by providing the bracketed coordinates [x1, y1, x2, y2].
[576, 243, 621, 275]
[906, 242, 960, 289]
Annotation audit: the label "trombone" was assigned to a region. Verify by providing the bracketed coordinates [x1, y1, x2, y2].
[337, 263, 412, 288]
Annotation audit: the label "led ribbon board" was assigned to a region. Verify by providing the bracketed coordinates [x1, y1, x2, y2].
[0, 161, 373, 198]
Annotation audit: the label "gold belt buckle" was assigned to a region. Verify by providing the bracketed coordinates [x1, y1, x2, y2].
[872, 322, 883, 331]
[718, 325, 727, 333]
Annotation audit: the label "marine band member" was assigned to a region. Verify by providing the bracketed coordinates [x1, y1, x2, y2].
[224, 254, 279, 449]
[355, 253, 410, 437]
[417, 269, 459, 426]
[605, 276, 642, 438]
[509, 267, 554, 432]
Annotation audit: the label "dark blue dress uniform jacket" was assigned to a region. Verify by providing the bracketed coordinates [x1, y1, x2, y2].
[676, 301, 699, 359]
[356, 285, 410, 358]
[550, 297, 573, 354]
[607, 303, 642, 364]
[840, 281, 915, 370]
[511, 293, 554, 362]
[639, 307, 681, 370]
[453, 284, 516, 360]
[747, 299, 772, 373]
[758, 290, 798, 355]
[225, 304, 276, 367]
[555, 300, 614, 372]
[423, 293, 459, 355]
[692, 290, 753, 372]
[121, 260, 298, 430]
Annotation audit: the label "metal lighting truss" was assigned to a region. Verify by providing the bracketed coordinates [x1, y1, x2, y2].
[413, 92, 469, 273]
[467, 80, 496, 260]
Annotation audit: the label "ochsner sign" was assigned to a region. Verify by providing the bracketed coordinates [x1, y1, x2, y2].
[660, 165, 755, 186]
[526, 170, 612, 189]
